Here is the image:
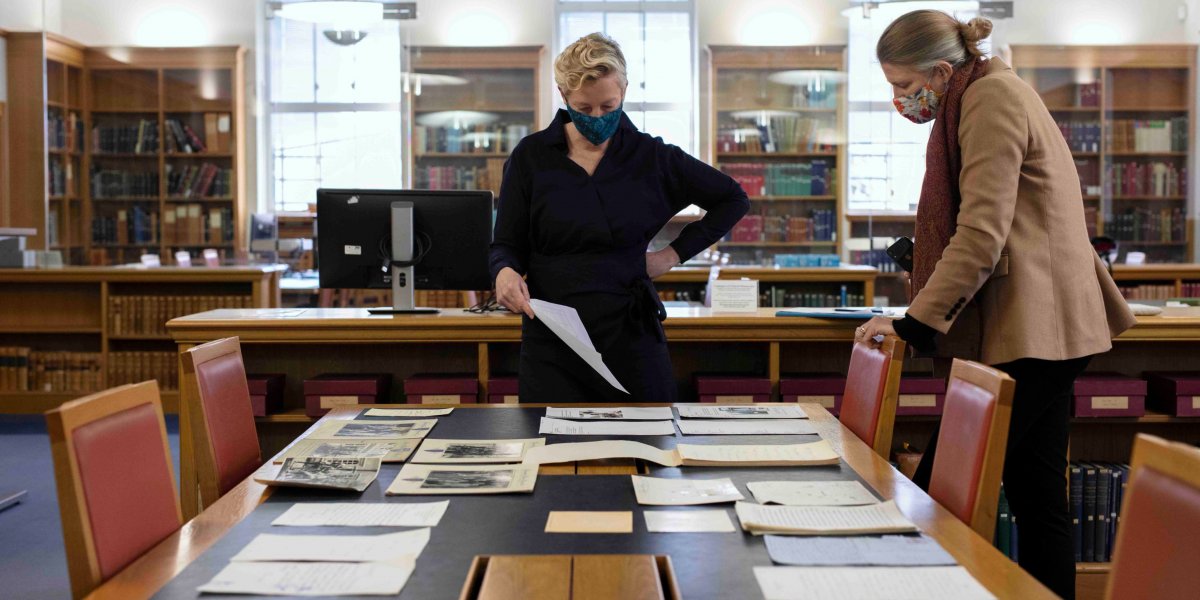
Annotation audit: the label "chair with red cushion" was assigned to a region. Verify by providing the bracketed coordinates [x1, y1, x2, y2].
[1106, 434, 1200, 600]
[927, 359, 1015, 541]
[181, 336, 262, 516]
[839, 336, 906, 458]
[46, 381, 182, 598]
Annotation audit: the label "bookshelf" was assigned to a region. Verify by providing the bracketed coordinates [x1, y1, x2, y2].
[1012, 45, 1196, 263]
[407, 46, 544, 198]
[708, 46, 847, 269]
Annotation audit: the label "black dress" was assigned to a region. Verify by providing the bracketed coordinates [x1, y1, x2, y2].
[489, 109, 749, 403]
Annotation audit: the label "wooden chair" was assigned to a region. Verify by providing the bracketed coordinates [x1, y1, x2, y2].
[46, 381, 182, 598]
[839, 336, 906, 458]
[927, 359, 1015, 541]
[1105, 434, 1200, 600]
[181, 336, 262, 513]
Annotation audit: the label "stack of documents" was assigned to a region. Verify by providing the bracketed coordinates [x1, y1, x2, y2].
[677, 405, 807, 419]
[753, 566, 995, 600]
[763, 534, 956, 567]
[386, 463, 538, 495]
[523, 439, 840, 467]
[631, 475, 745, 505]
[747, 481, 878, 506]
[539, 417, 677, 436]
[411, 438, 545, 464]
[676, 419, 817, 436]
[735, 500, 918, 536]
[255, 457, 381, 492]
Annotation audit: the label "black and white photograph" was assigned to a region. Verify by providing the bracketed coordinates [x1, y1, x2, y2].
[719, 407, 771, 416]
[420, 469, 515, 490]
[441, 442, 524, 460]
[260, 456, 382, 492]
[332, 423, 415, 438]
[578, 409, 623, 419]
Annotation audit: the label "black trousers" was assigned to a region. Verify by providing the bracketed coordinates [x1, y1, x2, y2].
[913, 355, 1092, 600]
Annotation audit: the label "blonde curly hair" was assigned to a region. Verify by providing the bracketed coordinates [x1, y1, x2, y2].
[554, 32, 628, 92]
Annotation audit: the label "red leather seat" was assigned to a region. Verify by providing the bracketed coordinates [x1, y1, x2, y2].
[839, 337, 905, 457]
[927, 359, 1014, 540]
[1106, 434, 1200, 600]
[46, 381, 182, 598]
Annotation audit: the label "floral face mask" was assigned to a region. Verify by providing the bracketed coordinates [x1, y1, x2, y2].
[893, 76, 943, 124]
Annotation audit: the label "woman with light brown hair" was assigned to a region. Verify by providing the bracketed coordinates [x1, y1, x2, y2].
[853, 10, 1134, 598]
[490, 33, 748, 402]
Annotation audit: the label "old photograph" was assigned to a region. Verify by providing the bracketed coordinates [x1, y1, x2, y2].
[578, 409, 623, 419]
[332, 423, 415, 438]
[441, 442, 524, 459]
[420, 469, 515, 490]
[719, 406, 770, 416]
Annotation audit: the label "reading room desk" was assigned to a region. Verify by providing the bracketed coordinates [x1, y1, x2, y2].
[88, 403, 1055, 600]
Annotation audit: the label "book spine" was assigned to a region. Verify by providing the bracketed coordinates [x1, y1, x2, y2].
[1095, 465, 1110, 562]
[996, 486, 1012, 558]
[1083, 464, 1096, 562]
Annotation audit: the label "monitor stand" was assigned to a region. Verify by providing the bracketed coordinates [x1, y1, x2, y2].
[368, 201, 439, 315]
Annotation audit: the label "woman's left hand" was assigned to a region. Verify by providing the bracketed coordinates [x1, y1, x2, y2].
[646, 247, 680, 279]
[854, 316, 897, 348]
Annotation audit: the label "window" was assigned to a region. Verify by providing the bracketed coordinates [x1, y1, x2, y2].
[556, 1, 697, 156]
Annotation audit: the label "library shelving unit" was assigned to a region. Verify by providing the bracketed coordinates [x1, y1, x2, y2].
[1012, 45, 1196, 264]
[707, 46, 847, 270]
[407, 46, 544, 198]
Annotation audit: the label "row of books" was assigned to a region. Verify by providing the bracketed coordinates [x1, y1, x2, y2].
[91, 168, 158, 199]
[412, 123, 530, 154]
[162, 205, 234, 246]
[92, 205, 158, 245]
[93, 120, 160, 154]
[109, 295, 252, 337]
[1074, 82, 1102, 107]
[413, 161, 504, 194]
[1054, 120, 1101, 153]
[657, 289, 703, 303]
[848, 249, 905, 273]
[108, 352, 178, 391]
[1104, 208, 1187, 243]
[0, 348, 104, 392]
[48, 111, 85, 153]
[1070, 462, 1129, 563]
[761, 286, 865, 308]
[728, 211, 836, 243]
[773, 254, 841, 268]
[720, 72, 839, 109]
[1107, 162, 1187, 198]
[716, 116, 836, 154]
[1118, 284, 1177, 301]
[49, 159, 76, 198]
[166, 163, 232, 199]
[1108, 118, 1188, 153]
[721, 161, 834, 197]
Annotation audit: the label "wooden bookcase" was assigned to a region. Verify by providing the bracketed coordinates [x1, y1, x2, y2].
[407, 46, 544, 198]
[1012, 45, 1196, 263]
[707, 46, 847, 270]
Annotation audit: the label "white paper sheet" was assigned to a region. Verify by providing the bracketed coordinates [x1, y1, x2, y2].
[676, 440, 840, 466]
[631, 476, 744, 505]
[763, 534, 956, 566]
[677, 419, 817, 436]
[529, 299, 629, 393]
[747, 481, 879, 506]
[677, 405, 808, 419]
[197, 560, 415, 596]
[538, 417, 676, 436]
[411, 438, 545, 464]
[522, 440, 681, 467]
[272, 501, 449, 527]
[753, 566, 995, 600]
[546, 406, 674, 420]
[361, 407, 454, 418]
[645, 510, 737, 533]
[735, 500, 918, 535]
[231, 529, 431, 563]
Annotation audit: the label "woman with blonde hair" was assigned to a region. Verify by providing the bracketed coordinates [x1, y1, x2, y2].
[490, 33, 748, 402]
[854, 10, 1134, 598]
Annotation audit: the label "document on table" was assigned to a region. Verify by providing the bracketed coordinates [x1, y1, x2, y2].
[272, 501, 449, 527]
[735, 500, 918, 535]
[645, 510, 737, 533]
[522, 439, 841, 468]
[524, 440, 681, 467]
[545, 511, 633, 533]
[546, 406, 674, 420]
[411, 438, 545, 464]
[274, 439, 419, 464]
[310, 419, 437, 440]
[357, 407, 454, 419]
[747, 481, 879, 506]
[763, 534, 957, 566]
[753, 566, 995, 600]
[231, 529, 431, 563]
[529, 299, 629, 394]
[386, 464, 538, 495]
[677, 405, 807, 419]
[676, 419, 817, 436]
[631, 476, 744, 505]
[197, 560, 415, 596]
[255, 457, 381, 492]
[538, 417, 677, 436]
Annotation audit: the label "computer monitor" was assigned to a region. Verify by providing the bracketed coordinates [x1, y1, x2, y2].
[316, 188, 494, 314]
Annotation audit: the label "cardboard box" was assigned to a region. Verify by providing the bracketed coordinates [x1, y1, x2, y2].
[1073, 373, 1146, 418]
[404, 374, 478, 404]
[780, 374, 844, 415]
[1145, 372, 1200, 417]
[696, 376, 771, 404]
[303, 373, 390, 418]
[488, 376, 519, 404]
[897, 376, 946, 416]
[246, 373, 285, 417]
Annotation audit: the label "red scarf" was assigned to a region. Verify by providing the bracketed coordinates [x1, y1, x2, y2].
[910, 57, 991, 301]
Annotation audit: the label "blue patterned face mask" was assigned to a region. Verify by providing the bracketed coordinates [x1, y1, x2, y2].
[565, 103, 623, 146]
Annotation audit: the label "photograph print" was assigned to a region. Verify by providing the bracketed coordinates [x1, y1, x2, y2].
[333, 423, 415, 438]
[578, 409, 623, 419]
[719, 406, 770, 416]
[420, 469, 515, 490]
[441, 442, 524, 460]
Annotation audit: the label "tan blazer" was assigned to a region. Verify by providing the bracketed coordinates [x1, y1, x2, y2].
[908, 58, 1136, 366]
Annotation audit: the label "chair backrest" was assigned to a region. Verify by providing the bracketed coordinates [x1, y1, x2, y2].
[181, 336, 262, 511]
[46, 381, 182, 599]
[928, 359, 1015, 541]
[1106, 434, 1200, 600]
[839, 336, 906, 458]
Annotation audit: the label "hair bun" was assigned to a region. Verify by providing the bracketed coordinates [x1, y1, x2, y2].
[961, 17, 993, 43]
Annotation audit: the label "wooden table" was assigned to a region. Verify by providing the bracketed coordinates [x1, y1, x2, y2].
[88, 403, 1055, 599]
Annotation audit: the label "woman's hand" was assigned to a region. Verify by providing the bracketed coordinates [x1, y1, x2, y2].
[854, 316, 897, 348]
[495, 267, 535, 318]
[646, 247, 680, 279]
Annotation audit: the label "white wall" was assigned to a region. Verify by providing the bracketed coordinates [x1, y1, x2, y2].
[0, 0, 44, 31]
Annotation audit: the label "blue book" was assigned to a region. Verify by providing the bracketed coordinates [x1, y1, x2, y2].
[1095, 464, 1111, 562]
[1010, 515, 1018, 561]
[1070, 463, 1083, 562]
[1082, 463, 1096, 562]
[996, 487, 1012, 558]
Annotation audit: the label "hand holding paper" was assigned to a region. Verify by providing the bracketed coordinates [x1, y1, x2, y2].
[529, 299, 629, 394]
